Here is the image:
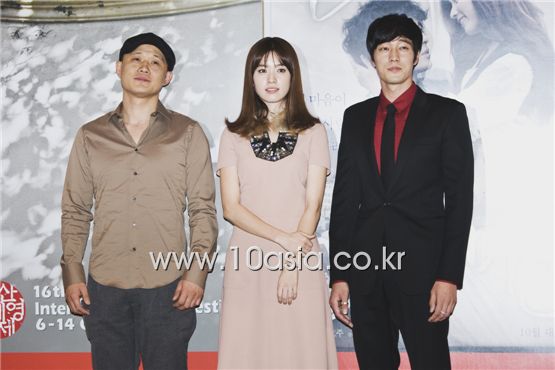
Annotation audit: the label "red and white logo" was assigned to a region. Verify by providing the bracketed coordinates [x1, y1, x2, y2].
[0, 281, 26, 339]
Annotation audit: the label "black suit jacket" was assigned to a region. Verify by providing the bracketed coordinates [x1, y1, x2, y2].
[329, 86, 474, 294]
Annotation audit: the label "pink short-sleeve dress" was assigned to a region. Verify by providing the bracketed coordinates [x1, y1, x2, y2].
[216, 123, 338, 369]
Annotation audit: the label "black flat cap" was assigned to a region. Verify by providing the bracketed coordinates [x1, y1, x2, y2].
[119, 32, 176, 71]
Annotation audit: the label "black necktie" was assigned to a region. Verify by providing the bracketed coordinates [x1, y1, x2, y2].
[381, 103, 396, 189]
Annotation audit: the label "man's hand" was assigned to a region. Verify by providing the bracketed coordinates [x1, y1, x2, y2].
[172, 280, 204, 310]
[329, 281, 353, 328]
[65, 283, 90, 316]
[428, 281, 457, 322]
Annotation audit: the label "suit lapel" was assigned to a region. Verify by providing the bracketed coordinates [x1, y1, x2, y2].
[388, 87, 429, 194]
[359, 98, 384, 196]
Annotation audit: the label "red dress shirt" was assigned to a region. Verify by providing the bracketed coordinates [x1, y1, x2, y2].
[374, 82, 417, 173]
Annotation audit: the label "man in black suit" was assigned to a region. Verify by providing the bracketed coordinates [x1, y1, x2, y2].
[329, 14, 473, 370]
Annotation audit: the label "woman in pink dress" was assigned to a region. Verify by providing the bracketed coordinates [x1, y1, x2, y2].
[217, 37, 338, 369]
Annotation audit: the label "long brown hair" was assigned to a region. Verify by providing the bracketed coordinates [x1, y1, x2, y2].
[225, 37, 319, 137]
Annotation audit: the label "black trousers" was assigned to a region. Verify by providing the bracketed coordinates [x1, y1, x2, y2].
[84, 277, 196, 370]
[350, 275, 450, 370]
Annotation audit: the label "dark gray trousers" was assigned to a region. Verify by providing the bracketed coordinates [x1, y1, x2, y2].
[84, 277, 196, 370]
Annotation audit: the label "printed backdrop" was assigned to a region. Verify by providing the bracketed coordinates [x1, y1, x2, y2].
[265, 0, 554, 351]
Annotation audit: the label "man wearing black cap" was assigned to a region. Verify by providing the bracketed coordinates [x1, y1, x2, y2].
[60, 32, 217, 370]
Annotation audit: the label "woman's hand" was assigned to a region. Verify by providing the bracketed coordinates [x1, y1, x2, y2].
[277, 268, 298, 305]
[275, 231, 315, 253]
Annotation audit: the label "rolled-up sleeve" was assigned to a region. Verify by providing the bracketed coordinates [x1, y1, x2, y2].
[182, 123, 218, 289]
[61, 128, 93, 289]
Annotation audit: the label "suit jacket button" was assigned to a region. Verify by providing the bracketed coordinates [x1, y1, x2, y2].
[383, 202, 391, 207]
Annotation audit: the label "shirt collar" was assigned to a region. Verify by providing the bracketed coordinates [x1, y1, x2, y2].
[378, 82, 417, 114]
[108, 100, 171, 126]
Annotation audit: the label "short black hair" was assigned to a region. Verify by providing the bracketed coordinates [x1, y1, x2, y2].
[343, 2, 426, 66]
[366, 13, 423, 61]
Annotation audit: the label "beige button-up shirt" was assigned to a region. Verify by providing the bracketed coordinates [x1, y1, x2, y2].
[61, 101, 217, 289]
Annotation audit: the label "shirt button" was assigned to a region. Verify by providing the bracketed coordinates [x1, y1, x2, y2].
[132, 196, 137, 201]
[132, 223, 136, 227]
[133, 171, 138, 175]
[134, 148, 138, 152]
[132, 247, 136, 251]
